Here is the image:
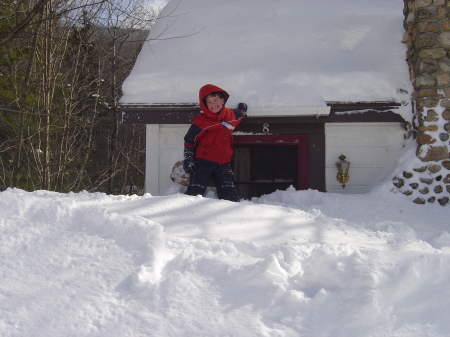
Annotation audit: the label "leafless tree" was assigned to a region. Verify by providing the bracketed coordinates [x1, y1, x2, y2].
[1, 0, 159, 194]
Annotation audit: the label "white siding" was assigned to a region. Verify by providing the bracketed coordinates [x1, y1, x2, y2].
[145, 124, 189, 195]
[145, 125, 160, 195]
[325, 123, 406, 194]
[158, 125, 190, 194]
[147, 122, 406, 196]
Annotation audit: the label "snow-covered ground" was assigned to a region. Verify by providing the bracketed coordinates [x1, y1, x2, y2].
[1, 170, 449, 336]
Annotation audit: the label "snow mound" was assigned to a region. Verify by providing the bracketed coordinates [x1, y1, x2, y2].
[1, 188, 450, 336]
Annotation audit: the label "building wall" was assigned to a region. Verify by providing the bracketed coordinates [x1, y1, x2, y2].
[145, 124, 160, 196]
[146, 124, 189, 196]
[147, 123, 406, 196]
[325, 123, 407, 194]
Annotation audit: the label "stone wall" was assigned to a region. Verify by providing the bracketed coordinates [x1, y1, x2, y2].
[399, 0, 450, 205]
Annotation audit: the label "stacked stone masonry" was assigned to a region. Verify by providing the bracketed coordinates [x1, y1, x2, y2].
[401, 0, 450, 205]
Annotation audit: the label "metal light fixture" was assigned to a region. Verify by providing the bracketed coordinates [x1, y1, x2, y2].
[336, 154, 350, 189]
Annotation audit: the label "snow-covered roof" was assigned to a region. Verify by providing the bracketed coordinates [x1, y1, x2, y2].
[121, 0, 412, 120]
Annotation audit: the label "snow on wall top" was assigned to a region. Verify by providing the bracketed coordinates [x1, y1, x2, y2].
[120, 0, 412, 119]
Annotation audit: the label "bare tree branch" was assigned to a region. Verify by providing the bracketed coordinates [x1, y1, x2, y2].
[0, 0, 50, 47]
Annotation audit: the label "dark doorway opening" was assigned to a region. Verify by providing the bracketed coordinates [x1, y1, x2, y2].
[233, 145, 298, 199]
[233, 135, 309, 199]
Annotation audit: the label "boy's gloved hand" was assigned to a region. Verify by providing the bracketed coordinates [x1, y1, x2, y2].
[234, 103, 247, 118]
[183, 159, 195, 174]
[183, 146, 196, 173]
[237, 103, 247, 113]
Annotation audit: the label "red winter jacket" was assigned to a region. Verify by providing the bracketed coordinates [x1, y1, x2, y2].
[184, 84, 246, 164]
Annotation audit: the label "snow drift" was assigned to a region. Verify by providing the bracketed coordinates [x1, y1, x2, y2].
[1, 185, 449, 336]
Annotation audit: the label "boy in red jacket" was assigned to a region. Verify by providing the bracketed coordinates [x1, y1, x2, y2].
[183, 84, 247, 202]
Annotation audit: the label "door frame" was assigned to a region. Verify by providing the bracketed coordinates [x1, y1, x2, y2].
[233, 135, 309, 190]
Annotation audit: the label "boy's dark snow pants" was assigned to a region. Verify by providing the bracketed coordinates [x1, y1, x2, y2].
[185, 159, 240, 202]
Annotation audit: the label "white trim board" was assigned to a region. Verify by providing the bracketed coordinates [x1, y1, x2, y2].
[246, 106, 330, 117]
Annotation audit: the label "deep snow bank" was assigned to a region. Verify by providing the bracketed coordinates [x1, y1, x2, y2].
[1, 188, 449, 336]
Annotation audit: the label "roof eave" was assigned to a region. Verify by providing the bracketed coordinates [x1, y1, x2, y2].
[119, 101, 405, 125]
